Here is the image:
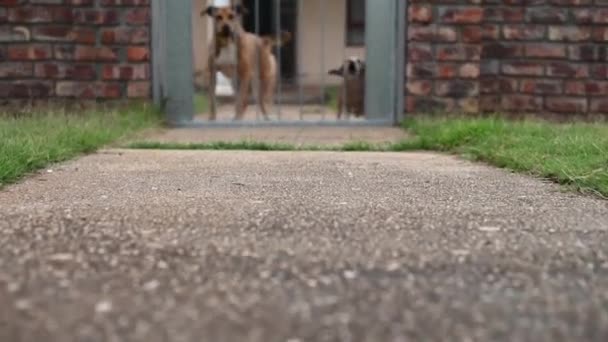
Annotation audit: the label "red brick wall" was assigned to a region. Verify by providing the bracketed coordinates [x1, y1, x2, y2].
[0, 0, 150, 103]
[3, 1, 608, 117]
[407, 0, 608, 116]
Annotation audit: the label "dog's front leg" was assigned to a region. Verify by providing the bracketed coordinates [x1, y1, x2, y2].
[234, 76, 251, 120]
[253, 76, 270, 121]
[208, 61, 217, 121]
[337, 92, 343, 120]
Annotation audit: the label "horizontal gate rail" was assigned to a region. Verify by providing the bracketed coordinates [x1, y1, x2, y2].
[170, 119, 395, 128]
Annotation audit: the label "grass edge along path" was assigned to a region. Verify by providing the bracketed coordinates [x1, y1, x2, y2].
[128, 116, 608, 198]
[405, 117, 607, 199]
[0, 103, 161, 187]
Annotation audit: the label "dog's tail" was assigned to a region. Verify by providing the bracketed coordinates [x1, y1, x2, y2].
[261, 31, 292, 47]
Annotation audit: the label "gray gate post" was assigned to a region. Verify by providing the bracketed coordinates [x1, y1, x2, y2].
[152, 0, 195, 125]
[365, 0, 404, 123]
[395, 0, 406, 124]
[151, 0, 165, 109]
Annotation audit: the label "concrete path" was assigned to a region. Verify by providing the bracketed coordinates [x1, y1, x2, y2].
[139, 104, 408, 147]
[0, 150, 607, 342]
[195, 104, 368, 123]
[145, 126, 407, 146]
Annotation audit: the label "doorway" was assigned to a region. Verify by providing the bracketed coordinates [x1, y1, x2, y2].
[241, 0, 297, 83]
[153, 0, 405, 125]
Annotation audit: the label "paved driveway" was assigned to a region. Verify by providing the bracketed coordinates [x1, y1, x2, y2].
[0, 150, 607, 342]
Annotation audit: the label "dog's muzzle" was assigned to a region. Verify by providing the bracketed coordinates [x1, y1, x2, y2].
[347, 61, 357, 75]
[219, 25, 232, 37]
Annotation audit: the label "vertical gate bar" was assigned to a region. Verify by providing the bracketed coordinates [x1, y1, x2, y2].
[231, 28, 238, 121]
[151, 0, 166, 108]
[275, 0, 282, 121]
[234, 0, 240, 121]
[298, 70, 303, 120]
[319, 0, 326, 121]
[395, 0, 406, 124]
[210, 2, 218, 121]
[254, 0, 260, 122]
[297, 0, 303, 120]
[228, 0, 236, 121]
[341, 0, 347, 121]
[163, 0, 194, 124]
[364, 0, 396, 121]
[298, 83, 304, 119]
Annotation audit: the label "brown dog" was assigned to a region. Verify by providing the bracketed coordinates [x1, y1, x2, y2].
[203, 4, 291, 121]
[328, 57, 366, 119]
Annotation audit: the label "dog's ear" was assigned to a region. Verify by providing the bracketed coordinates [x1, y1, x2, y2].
[202, 6, 217, 17]
[233, 4, 248, 16]
[358, 61, 366, 74]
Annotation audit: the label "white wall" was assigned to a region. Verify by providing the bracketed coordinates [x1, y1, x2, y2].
[297, 0, 365, 86]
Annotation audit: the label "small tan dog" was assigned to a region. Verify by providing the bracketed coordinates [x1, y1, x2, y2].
[203, 4, 291, 121]
[328, 57, 366, 119]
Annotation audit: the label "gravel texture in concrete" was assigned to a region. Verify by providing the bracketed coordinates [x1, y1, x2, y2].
[0, 150, 607, 342]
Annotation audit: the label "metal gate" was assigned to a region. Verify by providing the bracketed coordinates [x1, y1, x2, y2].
[151, 0, 406, 127]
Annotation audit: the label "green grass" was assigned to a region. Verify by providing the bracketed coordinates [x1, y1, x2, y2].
[402, 116, 608, 198]
[0, 103, 161, 187]
[127, 116, 608, 198]
[195, 92, 208, 113]
[325, 86, 339, 112]
[127, 140, 386, 152]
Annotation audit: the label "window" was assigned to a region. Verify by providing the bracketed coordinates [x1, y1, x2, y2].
[346, 0, 365, 46]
